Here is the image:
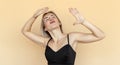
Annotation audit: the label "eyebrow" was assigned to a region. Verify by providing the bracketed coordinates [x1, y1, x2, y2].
[43, 14, 54, 19]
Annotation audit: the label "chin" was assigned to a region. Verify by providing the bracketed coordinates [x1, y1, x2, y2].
[49, 25, 60, 30]
[51, 23, 60, 27]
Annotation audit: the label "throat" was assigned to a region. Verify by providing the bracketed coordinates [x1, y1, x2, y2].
[52, 34, 67, 44]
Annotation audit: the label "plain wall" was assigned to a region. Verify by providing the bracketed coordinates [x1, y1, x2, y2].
[0, 0, 120, 65]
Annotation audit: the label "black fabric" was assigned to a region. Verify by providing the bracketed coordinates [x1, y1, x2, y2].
[45, 34, 76, 65]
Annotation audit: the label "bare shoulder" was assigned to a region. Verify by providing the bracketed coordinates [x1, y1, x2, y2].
[67, 32, 80, 50]
[68, 32, 86, 43]
[35, 36, 51, 48]
[67, 32, 81, 44]
[68, 32, 83, 41]
[68, 32, 83, 37]
[42, 37, 51, 47]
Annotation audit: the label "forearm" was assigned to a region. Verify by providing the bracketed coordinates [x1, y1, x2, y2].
[21, 7, 48, 33]
[81, 20, 105, 38]
[21, 16, 36, 32]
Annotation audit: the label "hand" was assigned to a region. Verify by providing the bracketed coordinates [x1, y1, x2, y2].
[69, 8, 85, 25]
[33, 7, 49, 18]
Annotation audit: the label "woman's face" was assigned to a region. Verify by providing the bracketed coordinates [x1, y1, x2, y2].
[43, 13, 60, 31]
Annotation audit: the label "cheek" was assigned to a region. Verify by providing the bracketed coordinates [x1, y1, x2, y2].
[55, 19, 59, 23]
[44, 21, 51, 27]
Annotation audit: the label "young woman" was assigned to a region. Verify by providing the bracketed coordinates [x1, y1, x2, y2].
[21, 7, 105, 65]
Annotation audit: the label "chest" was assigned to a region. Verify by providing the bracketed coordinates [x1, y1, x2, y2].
[45, 45, 76, 60]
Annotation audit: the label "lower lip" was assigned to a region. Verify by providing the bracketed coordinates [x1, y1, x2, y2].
[50, 21, 55, 24]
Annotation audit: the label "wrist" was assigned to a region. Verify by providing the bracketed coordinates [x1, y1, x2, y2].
[76, 15, 85, 22]
[76, 17, 85, 24]
[81, 19, 86, 24]
[81, 19, 88, 25]
[73, 19, 85, 25]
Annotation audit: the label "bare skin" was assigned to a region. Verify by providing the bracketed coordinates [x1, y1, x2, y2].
[21, 7, 105, 52]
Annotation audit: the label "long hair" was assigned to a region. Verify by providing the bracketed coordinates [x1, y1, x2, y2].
[40, 11, 63, 38]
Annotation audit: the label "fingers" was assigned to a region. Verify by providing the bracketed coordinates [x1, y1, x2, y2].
[44, 7, 49, 9]
[43, 7, 49, 13]
[35, 7, 49, 13]
[33, 7, 49, 18]
[69, 8, 79, 15]
[69, 8, 74, 13]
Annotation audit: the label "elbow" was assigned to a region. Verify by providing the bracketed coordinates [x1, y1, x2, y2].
[21, 27, 25, 34]
[101, 32, 105, 38]
[21, 27, 27, 35]
[98, 33, 106, 40]
[21, 30, 25, 35]
[100, 35, 105, 40]
[21, 29, 26, 35]
[21, 30, 28, 37]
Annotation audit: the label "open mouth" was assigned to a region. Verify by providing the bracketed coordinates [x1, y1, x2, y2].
[50, 21, 55, 24]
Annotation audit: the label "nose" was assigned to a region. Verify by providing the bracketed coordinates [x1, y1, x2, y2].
[49, 17, 53, 21]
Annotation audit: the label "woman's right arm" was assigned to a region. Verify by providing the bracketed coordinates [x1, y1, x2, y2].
[21, 7, 49, 47]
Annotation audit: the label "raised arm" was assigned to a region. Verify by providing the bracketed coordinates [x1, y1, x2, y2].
[68, 8, 105, 43]
[21, 7, 50, 47]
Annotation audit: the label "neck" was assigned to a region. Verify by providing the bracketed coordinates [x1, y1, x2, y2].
[48, 27, 66, 43]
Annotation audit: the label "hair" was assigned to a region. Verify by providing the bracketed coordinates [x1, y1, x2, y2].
[40, 11, 63, 38]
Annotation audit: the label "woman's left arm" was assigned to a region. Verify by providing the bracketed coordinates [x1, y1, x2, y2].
[69, 8, 105, 43]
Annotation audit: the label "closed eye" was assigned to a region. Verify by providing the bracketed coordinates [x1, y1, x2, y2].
[51, 15, 55, 18]
[51, 15, 53, 16]
[43, 17, 49, 22]
[44, 18, 49, 22]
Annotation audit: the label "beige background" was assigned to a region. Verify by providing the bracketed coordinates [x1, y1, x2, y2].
[0, 0, 120, 65]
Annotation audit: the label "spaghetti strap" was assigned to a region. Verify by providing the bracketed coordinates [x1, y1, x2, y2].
[45, 34, 76, 65]
[67, 34, 70, 45]
[47, 38, 51, 46]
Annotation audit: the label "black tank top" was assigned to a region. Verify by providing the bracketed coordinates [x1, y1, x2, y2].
[45, 34, 76, 65]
